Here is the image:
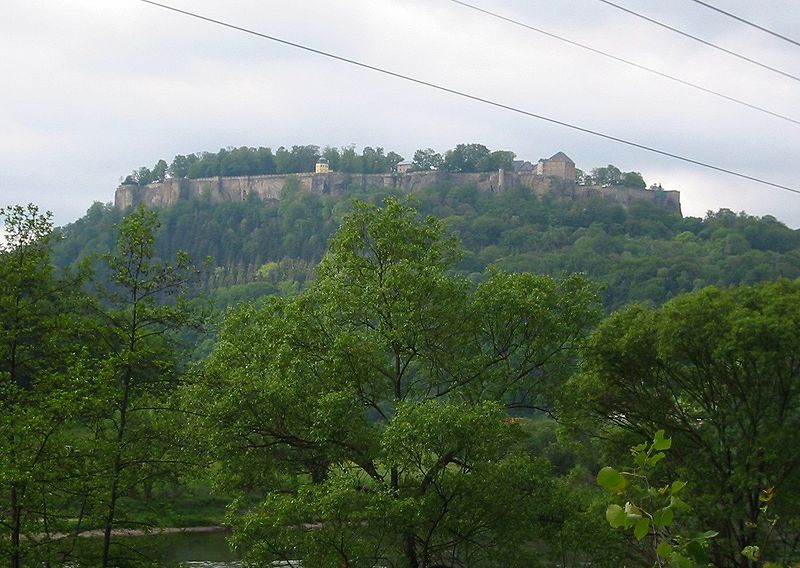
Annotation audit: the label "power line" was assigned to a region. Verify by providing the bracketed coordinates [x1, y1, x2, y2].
[448, 0, 800, 127]
[135, 0, 800, 197]
[688, 0, 800, 48]
[596, 0, 800, 83]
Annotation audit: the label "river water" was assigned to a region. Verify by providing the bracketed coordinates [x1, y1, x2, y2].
[58, 531, 310, 567]
[115, 532, 302, 567]
[130, 532, 240, 566]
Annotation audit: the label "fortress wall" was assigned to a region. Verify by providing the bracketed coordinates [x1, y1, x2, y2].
[219, 174, 304, 201]
[115, 178, 184, 209]
[115, 171, 681, 215]
[114, 185, 136, 210]
[575, 185, 682, 215]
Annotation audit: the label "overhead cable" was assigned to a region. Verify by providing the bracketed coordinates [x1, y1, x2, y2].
[448, 0, 800, 127]
[135, 0, 800, 196]
[688, 0, 800, 48]
[596, 0, 800, 83]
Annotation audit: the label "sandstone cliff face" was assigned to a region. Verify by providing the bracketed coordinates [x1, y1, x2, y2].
[114, 171, 681, 215]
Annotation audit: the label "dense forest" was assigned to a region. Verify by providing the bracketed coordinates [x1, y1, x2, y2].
[56, 179, 800, 310]
[3, 177, 800, 567]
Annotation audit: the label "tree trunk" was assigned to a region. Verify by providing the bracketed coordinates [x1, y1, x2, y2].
[101, 468, 121, 567]
[404, 532, 419, 568]
[10, 484, 21, 568]
[391, 463, 419, 568]
[101, 375, 132, 568]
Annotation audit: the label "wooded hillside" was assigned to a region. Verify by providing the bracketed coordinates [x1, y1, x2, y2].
[55, 180, 800, 310]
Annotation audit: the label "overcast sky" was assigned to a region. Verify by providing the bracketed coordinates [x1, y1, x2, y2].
[3, 0, 800, 228]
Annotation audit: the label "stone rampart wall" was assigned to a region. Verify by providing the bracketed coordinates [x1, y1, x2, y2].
[114, 171, 681, 215]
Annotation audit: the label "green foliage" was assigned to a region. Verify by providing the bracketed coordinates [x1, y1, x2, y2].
[124, 158, 169, 185]
[563, 281, 800, 566]
[412, 147, 443, 171]
[479, 149, 516, 171]
[0, 204, 93, 566]
[591, 164, 648, 188]
[427, 143, 517, 173]
[191, 197, 601, 567]
[592, 164, 622, 185]
[737, 488, 792, 568]
[327, 144, 404, 173]
[0, 204, 210, 566]
[82, 206, 206, 566]
[168, 153, 199, 178]
[623, 171, 646, 189]
[598, 431, 716, 567]
[10, 185, 800, 565]
[442, 143, 492, 172]
[126, 144, 409, 182]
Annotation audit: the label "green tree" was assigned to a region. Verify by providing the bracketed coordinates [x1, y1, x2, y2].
[193, 198, 600, 567]
[0, 205, 90, 567]
[273, 146, 291, 174]
[592, 165, 622, 185]
[123, 166, 154, 186]
[322, 146, 341, 172]
[338, 144, 362, 173]
[255, 146, 277, 174]
[151, 159, 168, 182]
[622, 171, 646, 189]
[411, 148, 443, 171]
[90, 206, 203, 567]
[168, 153, 199, 178]
[442, 143, 491, 172]
[361, 146, 386, 173]
[386, 150, 404, 172]
[187, 151, 218, 178]
[476, 149, 515, 172]
[288, 145, 321, 173]
[561, 281, 800, 566]
[136, 166, 153, 186]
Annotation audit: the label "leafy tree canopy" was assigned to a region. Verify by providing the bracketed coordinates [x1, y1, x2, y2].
[123, 142, 525, 183]
[560, 280, 800, 566]
[0, 205, 93, 566]
[191, 197, 600, 567]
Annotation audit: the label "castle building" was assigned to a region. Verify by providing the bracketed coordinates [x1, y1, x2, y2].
[396, 160, 413, 174]
[535, 151, 575, 181]
[512, 160, 535, 173]
[315, 157, 330, 173]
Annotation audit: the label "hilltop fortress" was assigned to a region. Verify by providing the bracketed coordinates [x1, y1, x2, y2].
[114, 152, 681, 214]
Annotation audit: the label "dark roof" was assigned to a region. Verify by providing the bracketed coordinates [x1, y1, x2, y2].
[549, 151, 574, 163]
[513, 160, 534, 172]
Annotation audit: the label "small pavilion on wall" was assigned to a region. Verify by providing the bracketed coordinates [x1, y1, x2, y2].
[315, 157, 330, 173]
